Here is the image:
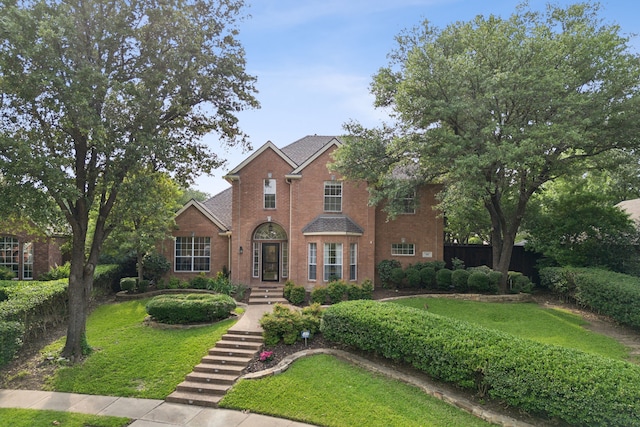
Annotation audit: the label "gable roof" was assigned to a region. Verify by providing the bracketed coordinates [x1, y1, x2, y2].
[281, 135, 342, 166]
[225, 141, 297, 178]
[175, 199, 228, 231]
[202, 187, 233, 229]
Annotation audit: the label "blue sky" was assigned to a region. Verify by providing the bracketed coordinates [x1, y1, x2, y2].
[194, 0, 640, 196]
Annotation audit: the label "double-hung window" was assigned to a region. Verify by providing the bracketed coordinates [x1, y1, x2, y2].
[0, 237, 19, 277]
[323, 243, 342, 281]
[349, 243, 357, 281]
[401, 190, 416, 214]
[308, 243, 317, 280]
[175, 236, 211, 272]
[264, 179, 276, 209]
[324, 181, 342, 212]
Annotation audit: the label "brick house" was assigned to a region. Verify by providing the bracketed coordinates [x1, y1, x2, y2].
[160, 135, 444, 289]
[0, 220, 67, 280]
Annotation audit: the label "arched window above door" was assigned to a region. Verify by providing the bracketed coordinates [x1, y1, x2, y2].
[253, 222, 287, 240]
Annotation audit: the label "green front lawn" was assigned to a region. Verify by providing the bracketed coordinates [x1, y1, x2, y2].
[391, 297, 629, 360]
[45, 300, 237, 398]
[0, 408, 129, 427]
[220, 354, 491, 427]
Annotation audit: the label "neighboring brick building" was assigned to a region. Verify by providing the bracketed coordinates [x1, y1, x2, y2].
[0, 220, 67, 280]
[161, 135, 444, 289]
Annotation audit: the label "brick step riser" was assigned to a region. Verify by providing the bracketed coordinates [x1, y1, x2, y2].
[186, 373, 237, 385]
[216, 341, 262, 351]
[208, 348, 256, 358]
[222, 334, 264, 343]
[193, 364, 244, 375]
[166, 392, 221, 407]
[176, 381, 230, 395]
[201, 355, 252, 366]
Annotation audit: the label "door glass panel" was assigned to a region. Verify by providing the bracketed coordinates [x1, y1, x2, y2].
[262, 243, 279, 281]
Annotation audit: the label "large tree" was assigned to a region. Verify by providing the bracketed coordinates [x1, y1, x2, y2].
[0, 0, 258, 359]
[332, 2, 640, 291]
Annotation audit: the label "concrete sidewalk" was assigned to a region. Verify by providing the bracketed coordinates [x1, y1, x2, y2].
[0, 388, 315, 426]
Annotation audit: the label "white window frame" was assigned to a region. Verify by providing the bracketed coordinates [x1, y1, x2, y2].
[391, 243, 415, 256]
[22, 242, 33, 280]
[323, 242, 343, 281]
[323, 181, 342, 212]
[264, 178, 276, 209]
[175, 236, 211, 272]
[349, 243, 357, 281]
[252, 242, 260, 278]
[0, 236, 19, 278]
[401, 190, 416, 214]
[308, 243, 317, 281]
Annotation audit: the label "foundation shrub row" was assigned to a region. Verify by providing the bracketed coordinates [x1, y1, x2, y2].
[283, 279, 374, 306]
[540, 267, 640, 329]
[377, 259, 532, 294]
[321, 300, 640, 427]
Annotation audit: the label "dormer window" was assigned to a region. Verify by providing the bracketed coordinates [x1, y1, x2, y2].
[264, 178, 276, 209]
[324, 181, 342, 212]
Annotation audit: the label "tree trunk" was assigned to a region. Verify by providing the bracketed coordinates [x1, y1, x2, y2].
[61, 234, 95, 360]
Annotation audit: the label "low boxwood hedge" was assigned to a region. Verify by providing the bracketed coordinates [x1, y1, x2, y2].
[321, 300, 640, 426]
[145, 293, 236, 324]
[0, 320, 24, 366]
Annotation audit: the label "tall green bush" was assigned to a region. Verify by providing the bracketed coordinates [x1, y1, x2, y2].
[419, 267, 436, 289]
[435, 268, 452, 290]
[377, 259, 401, 288]
[451, 269, 470, 292]
[0, 320, 24, 367]
[321, 300, 640, 427]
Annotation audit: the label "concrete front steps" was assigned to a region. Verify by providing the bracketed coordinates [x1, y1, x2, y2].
[165, 330, 263, 407]
[248, 284, 287, 305]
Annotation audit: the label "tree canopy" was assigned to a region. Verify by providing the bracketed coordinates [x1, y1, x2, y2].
[0, 0, 258, 358]
[332, 2, 640, 291]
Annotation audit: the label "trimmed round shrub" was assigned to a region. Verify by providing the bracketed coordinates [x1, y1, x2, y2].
[327, 280, 348, 304]
[390, 267, 405, 288]
[419, 267, 436, 289]
[451, 269, 470, 292]
[377, 259, 401, 288]
[405, 268, 421, 288]
[310, 286, 328, 304]
[145, 294, 236, 324]
[487, 271, 503, 289]
[468, 272, 491, 293]
[283, 280, 296, 301]
[360, 279, 374, 300]
[346, 284, 362, 300]
[260, 303, 323, 346]
[435, 268, 452, 290]
[119, 277, 137, 293]
[189, 274, 209, 289]
[288, 285, 306, 305]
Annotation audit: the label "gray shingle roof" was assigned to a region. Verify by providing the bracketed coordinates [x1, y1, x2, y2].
[202, 187, 233, 230]
[302, 215, 364, 235]
[281, 135, 342, 166]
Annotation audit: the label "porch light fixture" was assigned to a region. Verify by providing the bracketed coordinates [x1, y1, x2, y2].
[239, 246, 243, 255]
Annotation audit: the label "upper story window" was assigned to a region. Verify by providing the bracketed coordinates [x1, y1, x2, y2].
[401, 190, 416, 214]
[264, 179, 276, 209]
[175, 236, 210, 272]
[324, 181, 342, 212]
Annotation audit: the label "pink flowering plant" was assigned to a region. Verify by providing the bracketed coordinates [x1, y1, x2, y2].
[259, 350, 274, 362]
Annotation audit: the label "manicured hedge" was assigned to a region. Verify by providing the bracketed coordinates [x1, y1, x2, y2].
[145, 293, 236, 324]
[260, 303, 323, 346]
[0, 320, 24, 367]
[321, 300, 640, 426]
[540, 267, 640, 329]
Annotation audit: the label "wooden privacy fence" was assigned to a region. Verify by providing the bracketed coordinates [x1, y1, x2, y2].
[444, 244, 541, 284]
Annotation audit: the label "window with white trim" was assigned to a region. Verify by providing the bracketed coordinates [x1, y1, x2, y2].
[349, 243, 357, 281]
[0, 237, 19, 277]
[252, 242, 260, 278]
[175, 236, 210, 271]
[391, 243, 415, 256]
[282, 242, 288, 278]
[324, 242, 342, 281]
[401, 190, 416, 214]
[264, 179, 276, 209]
[324, 181, 342, 212]
[308, 243, 317, 280]
[22, 242, 33, 280]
